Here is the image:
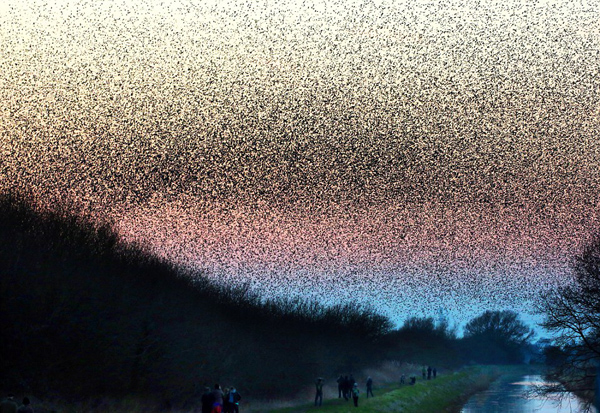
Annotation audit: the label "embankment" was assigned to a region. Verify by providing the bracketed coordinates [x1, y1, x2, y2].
[267, 365, 512, 413]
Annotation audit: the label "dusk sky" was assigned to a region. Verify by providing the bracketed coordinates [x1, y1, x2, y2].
[1, 0, 599, 328]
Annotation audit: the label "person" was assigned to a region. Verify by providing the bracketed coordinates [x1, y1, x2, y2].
[201, 387, 213, 413]
[343, 375, 350, 400]
[0, 394, 18, 413]
[336, 374, 344, 398]
[422, 366, 426, 380]
[314, 378, 324, 407]
[433, 367, 437, 379]
[366, 376, 373, 398]
[228, 387, 241, 413]
[211, 384, 224, 413]
[223, 388, 231, 413]
[409, 376, 416, 385]
[400, 374, 405, 385]
[16, 398, 33, 413]
[348, 373, 356, 401]
[427, 366, 432, 380]
[351, 383, 360, 407]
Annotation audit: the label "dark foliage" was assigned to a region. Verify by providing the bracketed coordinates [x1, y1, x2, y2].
[380, 317, 461, 367]
[460, 310, 534, 365]
[536, 233, 600, 409]
[0, 193, 391, 406]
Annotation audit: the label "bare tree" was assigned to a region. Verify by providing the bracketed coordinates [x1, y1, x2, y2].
[536, 234, 600, 410]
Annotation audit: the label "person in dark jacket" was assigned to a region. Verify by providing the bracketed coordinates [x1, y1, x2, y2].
[427, 366, 432, 380]
[366, 376, 374, 398]
[337, 375, 344, 398]
[343, 375, 350, 400]
[348, 374, 356, 401]
[314, 378, 324, 407]
[201, 387, 213, 413]
[228, 387, 241, 413]
[223, 388, 231, 413]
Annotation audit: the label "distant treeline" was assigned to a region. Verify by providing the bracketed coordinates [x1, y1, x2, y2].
[0, 193, 535, 409]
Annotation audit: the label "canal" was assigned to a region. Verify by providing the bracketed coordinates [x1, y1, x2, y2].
[461, 374, 596, 412]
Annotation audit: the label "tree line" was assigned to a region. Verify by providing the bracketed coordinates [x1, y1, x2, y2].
[0, 193, 540, 410]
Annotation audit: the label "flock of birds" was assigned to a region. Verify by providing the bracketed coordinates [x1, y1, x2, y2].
[1, 0, 599, 324]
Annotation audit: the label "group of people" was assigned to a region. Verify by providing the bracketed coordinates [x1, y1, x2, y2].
[0, 395, 34, 413]
[316, 367, 441, 408]
[200, 384, 241, 413]
[421, 366, 437, 380]
[336, 374, 357, 401]
[4, 370, 441, 412]
[315, 374, 370, 408]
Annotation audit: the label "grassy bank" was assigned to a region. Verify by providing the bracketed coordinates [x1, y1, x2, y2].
[7, 365, 542, 413]
[265, 365, 529, 413]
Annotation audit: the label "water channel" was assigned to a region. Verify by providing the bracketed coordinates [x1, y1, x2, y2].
[461, 374, 596, 413]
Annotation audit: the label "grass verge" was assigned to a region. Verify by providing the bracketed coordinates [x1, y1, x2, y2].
[266, 365, 510, 413]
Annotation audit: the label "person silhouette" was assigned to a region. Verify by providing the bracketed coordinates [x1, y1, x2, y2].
[17, 397, 34, 413]
[201, 387, 213, 413]
[366, 376, 374, 398]
[314, 377, 324, 407]
[337, 374, 344, 398]
[351, 383, 360, 407]
[211, 384, 224, 413]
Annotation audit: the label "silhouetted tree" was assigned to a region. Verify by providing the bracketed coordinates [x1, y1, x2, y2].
[380, 316, 460, 366]
[399, 316, 456, 340]
[462, 310, 534, 364]
[536, 233, 600, 410]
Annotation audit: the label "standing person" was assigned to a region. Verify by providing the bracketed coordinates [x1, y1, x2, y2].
[211, 384, 224, 413]
[366, 376, 374, 398]
[0, 394, 18, 413]
[229, 387, 241, 413]
[343, 376, 350, 400]
[314, 378, 324, 407]
[348, 373, 356, 400]
[422, 366, 426, 380]
[336, 374, 344, 398]
[427, 366, 432, 380]
[16, 398, 33, 413]
[201, 387, 213, 413]
[223, 388, 231, 413]
[351, 383, 360, 407]
[400, 374, 405, 385]
[433, 367, 437, 379]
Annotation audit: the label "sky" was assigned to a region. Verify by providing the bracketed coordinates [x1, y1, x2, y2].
[1, 0, 599, 328]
